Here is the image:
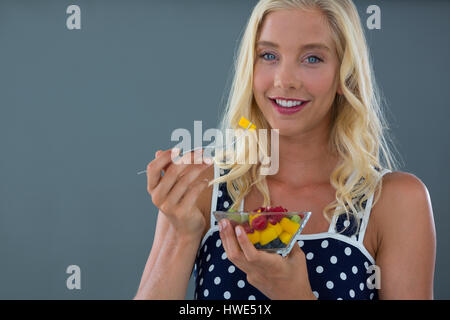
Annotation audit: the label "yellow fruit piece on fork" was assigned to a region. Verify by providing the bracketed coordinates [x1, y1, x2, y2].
[238, 116, 256, 131]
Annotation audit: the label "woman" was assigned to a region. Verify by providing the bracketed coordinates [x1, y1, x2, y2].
[135, 0, 436, 300]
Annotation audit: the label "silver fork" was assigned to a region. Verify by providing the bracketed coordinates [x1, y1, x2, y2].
[136, 121, 254, 175]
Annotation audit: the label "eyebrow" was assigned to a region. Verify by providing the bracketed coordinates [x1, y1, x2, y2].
[256, 40, 330, 52]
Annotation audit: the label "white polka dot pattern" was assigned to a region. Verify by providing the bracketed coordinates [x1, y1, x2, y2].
[194, 232, 379, 300]
[194, 176, 380, 300]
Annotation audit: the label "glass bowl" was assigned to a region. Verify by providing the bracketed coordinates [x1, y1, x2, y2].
[213, 211, 311, 257]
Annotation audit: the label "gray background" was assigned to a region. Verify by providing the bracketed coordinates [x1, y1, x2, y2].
[0, 0, 448, 299]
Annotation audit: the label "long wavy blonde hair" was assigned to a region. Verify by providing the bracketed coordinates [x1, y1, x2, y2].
[211, 0, 401, 226]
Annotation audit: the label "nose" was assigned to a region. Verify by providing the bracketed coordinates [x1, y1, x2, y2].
[274, 60, 302, 90]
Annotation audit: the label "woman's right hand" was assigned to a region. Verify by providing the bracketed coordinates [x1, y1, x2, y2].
[146, 149, 213, 239]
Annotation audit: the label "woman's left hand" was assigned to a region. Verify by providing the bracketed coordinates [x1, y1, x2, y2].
[218, 218, 317, 300]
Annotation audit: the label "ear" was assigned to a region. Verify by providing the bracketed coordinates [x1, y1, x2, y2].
[337, 83, 343, 95]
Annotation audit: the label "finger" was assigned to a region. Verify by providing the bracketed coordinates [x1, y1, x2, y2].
[150, 147, 199, 196]
[155, 150, 171, 174]
[167, 163, 211, 207]
[147, 149, 178, 191]
[219, 219, 249, 273]
[152, 155, 201, 203]
[235, 225, 260, 263]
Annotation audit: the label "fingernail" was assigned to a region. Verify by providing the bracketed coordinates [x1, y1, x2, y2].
[204, 157, 214, 165]
[172, 148, 181, 156]
[218, 220, 223, 232]
[235, 226, 242, 237]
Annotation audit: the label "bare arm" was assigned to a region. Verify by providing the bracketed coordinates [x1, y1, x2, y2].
[134, 150, 213, 299]
[134, 220, 203, 299]
[135, 211, 170, 295]
[374, 172, 436, 299]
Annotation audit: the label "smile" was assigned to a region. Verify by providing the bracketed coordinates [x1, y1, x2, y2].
[269, 98, 310, 115]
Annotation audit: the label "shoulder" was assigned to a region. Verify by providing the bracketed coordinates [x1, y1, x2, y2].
[376, 171, 433, 215]
[370, 170, 436, 298]
[372, 170, 435, 248]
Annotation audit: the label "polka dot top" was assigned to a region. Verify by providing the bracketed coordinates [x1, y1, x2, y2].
[193, 165, 391, 300]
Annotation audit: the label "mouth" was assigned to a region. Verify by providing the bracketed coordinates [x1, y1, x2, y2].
[269, 98, 310, 115]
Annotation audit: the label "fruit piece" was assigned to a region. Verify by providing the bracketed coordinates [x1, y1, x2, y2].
[241, 214, 249, 222]
[279, 231, 293, 244]
[247, 230, 260, 244]
[249, 213, 260, 225]
[228, 208, 237, 212]
[252, 206, 288, 213]
[262, 237, 286, 249]
[280, 217, 300, 235]
[242, 221, 253, 234]
[290, 214, 301, 224]
[261, 241, 274, 249]
[251, 215, 268, 231]
[228, 213, 242, 224]
[268, 213, 284, 224]
[270, 222, 283, 236]
[271, 238, 286, 248]
[270, 206, 288, 213]
[238, 116, 256, 131]
[260, 227, 278, 245]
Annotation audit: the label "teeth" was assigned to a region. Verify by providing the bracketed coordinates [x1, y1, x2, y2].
[275, 99, 304, 108]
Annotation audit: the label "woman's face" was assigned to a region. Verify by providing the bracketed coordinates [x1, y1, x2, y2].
[253, 9, 341, 137]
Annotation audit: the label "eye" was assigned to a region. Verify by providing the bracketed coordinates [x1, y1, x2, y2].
[259, 52, 277, 61]
[304, 55, 323, 64]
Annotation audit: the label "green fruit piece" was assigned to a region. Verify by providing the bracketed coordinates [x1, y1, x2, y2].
[228, 208, 237, 212]
[290, 214, 301, 224]
[228, 213, 242, 224]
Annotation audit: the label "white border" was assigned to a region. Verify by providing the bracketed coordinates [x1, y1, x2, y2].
[297, 232, 376, 265]
[198, 227, 375, 265]
[203, 167, 387, 264]
[209, 164, 220, 228]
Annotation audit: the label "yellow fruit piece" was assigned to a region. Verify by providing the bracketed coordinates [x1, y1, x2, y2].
[270, 222, 283, 236]
[279, 231, 293, 244]
[247, 230, 260, 244]
[260, 227, 278, 246]
[238, 116, 256, 131]
[280, 217, 300, 235]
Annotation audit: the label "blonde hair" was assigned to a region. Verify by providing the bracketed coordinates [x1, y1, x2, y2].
[211, 0, 401, 228]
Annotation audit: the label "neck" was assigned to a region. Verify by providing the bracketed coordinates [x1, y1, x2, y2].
[267, 124, 340, 189]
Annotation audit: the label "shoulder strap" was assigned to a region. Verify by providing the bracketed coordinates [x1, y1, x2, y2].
[357, 168, 392, 244]
[327, 169, 358, 233]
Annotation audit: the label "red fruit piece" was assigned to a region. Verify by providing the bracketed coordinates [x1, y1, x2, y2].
[271, 206, 287, 212]
[268, 213, 284, 224]
[242, 221, 254, 234]
[251, 215, 268, 231]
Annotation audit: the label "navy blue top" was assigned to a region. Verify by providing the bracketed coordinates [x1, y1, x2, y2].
[193, 166, 391, 300]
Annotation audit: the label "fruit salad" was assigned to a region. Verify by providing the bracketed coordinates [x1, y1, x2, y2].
[214, 206, 311, 256]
